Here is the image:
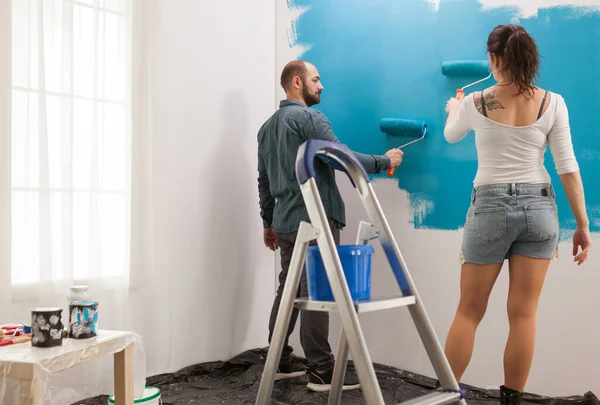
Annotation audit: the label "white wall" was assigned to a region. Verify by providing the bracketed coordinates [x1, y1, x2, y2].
[131, 0, 277, 374]
[276, 1, 600, 397]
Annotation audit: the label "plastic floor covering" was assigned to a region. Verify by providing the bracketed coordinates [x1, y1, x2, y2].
[75, 348, 599, 405]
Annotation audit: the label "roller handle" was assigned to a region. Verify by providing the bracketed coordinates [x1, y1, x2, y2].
[295, 139, 369, 187]
[387, 165, 397, 177]
[456, 89, 465, 100]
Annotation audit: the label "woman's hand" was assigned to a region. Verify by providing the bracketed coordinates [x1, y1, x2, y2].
[445, 97, 461, 115]
[572, 226, 592, 265]
[558, 171, 591, 265]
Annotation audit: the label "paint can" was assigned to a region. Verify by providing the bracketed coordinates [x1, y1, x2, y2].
[66, 285, 89, 333]
[67, 285, 89, 304]
[31, 307, 64, 348]
[69, 301, 99, 339]
[108, 386, 161, 405]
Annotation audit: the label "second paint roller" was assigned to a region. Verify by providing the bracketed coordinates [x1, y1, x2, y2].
[441, 60, 492, 100]
[377, 60, 486, 177]
[379, 118, 427, 177]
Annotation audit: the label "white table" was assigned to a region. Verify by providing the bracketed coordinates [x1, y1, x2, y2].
[0, 330, 144, 405]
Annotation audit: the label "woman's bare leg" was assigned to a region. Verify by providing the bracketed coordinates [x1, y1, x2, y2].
[503, 254, 550, 391]
[444, 262, 503, 381]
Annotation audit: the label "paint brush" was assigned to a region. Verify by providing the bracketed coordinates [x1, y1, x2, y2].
[0, 335, 31, 347]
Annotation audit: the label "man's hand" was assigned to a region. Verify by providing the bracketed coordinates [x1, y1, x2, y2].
[264, 228, 278, 251]
[385, 148, 404, 168]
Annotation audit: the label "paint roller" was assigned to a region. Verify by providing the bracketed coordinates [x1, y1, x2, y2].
[441, 60, 492, 100]
[379, 118, 427, 177]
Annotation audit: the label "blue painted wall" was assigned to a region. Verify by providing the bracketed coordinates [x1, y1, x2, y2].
[287, 0, 600, 236]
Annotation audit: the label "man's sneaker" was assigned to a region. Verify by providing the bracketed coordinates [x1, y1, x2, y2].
[274, 362, 307, 381]
[307, 369, 361, 392]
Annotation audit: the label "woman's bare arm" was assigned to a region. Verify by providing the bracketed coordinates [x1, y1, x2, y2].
[559, 171, 592, 264]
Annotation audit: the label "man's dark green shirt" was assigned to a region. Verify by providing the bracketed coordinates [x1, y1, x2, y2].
[257, 99, 392, 234]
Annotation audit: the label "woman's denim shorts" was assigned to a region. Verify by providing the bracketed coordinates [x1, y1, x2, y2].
[460, 183, 559, 265]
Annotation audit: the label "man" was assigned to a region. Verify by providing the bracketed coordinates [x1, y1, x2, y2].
[257, 59, 403, 392]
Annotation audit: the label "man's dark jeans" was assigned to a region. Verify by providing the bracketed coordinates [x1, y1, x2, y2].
[267, 219, 340, 373]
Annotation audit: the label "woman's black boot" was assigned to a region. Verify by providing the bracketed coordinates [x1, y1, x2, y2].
[500, 385, 523, 405]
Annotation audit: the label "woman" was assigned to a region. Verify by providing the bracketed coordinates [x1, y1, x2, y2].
[443, 24, 592, 405]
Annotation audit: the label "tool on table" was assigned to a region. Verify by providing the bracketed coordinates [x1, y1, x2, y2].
[1, 324, 26, 337]
[0, 336, 31, 347]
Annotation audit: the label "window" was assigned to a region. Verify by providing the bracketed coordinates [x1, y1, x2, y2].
[11, 0, 132, 284]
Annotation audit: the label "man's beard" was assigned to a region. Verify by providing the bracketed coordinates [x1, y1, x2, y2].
[302, 86, 320, 107]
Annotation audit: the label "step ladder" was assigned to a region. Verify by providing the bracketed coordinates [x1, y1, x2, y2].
[255, 140, 467, 405]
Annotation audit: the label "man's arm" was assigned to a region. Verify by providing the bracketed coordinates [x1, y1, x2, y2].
[257, 151, 275, 228]
[257, 150, 279, 250]
[306, 112, 393, 174]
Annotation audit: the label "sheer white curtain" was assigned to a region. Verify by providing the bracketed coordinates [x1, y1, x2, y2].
[3, 0, 171, 376]
[0, 0, 11, 324]
[9, 0, 132, 303]
[4, 0, 277, 380]
[5, 0, 170, 376]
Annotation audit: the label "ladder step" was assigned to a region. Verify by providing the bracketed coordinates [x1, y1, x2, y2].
[396, 391, 463, 405]
[295, 295, 415, 313]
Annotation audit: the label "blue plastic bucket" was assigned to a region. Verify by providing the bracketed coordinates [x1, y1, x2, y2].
[306, 245, 374, 302]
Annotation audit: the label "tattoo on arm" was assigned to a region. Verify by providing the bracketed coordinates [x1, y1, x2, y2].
[474, 90, 506, 114]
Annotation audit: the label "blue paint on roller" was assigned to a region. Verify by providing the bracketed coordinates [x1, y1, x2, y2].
[288, 0, 600, 235]
[379, 118, 426, 138]
[441, 60, 490, 77]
